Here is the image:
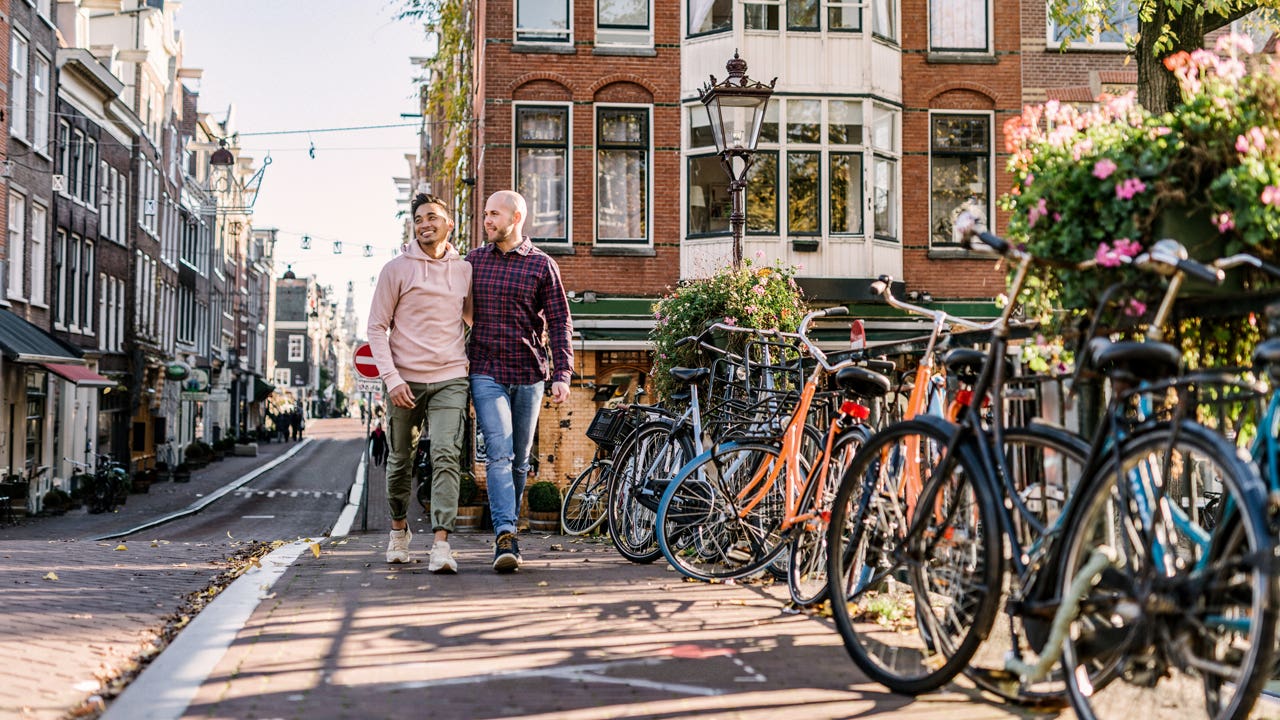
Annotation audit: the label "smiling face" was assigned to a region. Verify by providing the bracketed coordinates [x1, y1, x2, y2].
[413, 199, 454, 255]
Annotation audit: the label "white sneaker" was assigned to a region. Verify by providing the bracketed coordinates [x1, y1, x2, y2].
[386, 528, 412, 563]
[428, 541, 458, 574]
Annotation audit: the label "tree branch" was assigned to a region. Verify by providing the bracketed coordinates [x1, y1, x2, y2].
[1204, 4, 1259, 33]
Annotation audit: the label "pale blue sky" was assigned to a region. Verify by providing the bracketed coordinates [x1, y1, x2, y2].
[177, 0, 428, 335]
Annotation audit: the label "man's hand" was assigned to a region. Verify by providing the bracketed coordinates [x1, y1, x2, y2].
[389, 384, 415, 409]
[550, 381, 570, 404]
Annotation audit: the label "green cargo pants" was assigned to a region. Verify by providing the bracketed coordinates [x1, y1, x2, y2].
[385, 377, 468, 533]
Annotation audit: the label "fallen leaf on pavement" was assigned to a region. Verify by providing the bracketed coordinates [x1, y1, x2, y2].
[549, 544, 564, 551]
[114, 544, 127, 552]
[537, 581, 549, 587]
[43, 571, 58, 581]
[309, 542, 321, 558]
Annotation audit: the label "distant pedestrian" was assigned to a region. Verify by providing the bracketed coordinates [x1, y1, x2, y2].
[469, 190, 573, 574]
[370, 422, 388, 467]
[368, 192, 471, 574]
[360, 402, 367, 423]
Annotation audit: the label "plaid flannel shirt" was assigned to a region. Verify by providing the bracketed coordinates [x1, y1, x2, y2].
[467, 238, 574, 386]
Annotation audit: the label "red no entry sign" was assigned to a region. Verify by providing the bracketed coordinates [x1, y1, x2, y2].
[353, 343, 380, 380]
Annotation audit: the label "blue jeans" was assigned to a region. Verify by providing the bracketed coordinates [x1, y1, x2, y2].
[470, 375, 544, 536]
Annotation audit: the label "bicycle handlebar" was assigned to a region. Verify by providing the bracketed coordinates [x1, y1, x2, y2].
[870, 274, 992, 332]
[1215, 253, 1280, 279]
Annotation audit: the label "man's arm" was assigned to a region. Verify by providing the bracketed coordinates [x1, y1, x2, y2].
[537, 256, 574, 392]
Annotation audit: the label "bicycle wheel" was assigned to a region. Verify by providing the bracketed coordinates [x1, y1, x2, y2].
[606, 421, 692, 564]
[560, 460, 611, 536]
[657, 441, 789, 580]
[1059, 421, 1276, 720]
[788, 427, 868, 606]
[826, 418, 1002, 695]
[966, 424, 1088, 705]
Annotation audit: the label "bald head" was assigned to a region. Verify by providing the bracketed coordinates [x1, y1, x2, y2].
[483, 190, 528, 249]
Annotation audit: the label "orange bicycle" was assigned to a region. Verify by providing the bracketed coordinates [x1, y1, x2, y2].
[655, 307, 892, 601]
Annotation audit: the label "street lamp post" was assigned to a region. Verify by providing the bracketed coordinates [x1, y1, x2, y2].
[698, 51, 775, 270]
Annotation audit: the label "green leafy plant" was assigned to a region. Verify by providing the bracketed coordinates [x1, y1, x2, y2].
[650, 255, 808, 401]
[526, 480, 561, 513]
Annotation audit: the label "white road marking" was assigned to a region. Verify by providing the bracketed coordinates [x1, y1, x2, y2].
[390, 656, 723, 697]
[240, 515, 275, 519]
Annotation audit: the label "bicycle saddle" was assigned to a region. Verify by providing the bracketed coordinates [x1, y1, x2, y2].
[943, 348, 1012, 385]
[668, 367, 711, 384]
[835, 366, 891, 399]
[1086, 338, 1181, 383]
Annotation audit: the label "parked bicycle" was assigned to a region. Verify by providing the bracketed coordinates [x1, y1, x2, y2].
[825, 216, 1276, 720]
[68, 454, 130, 514]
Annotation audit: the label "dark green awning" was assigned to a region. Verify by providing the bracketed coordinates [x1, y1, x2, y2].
[0, 310, 83, 363]
[252, 377, 275, 402]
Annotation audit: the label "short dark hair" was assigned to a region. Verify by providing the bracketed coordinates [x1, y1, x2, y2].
[411, 193, 451, 217]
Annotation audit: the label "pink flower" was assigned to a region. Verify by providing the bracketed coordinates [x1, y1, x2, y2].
[723, 317, 737, 326]
[1115, 178, 1147, 201]
[744, 305, 758, 315]
[1236, 134, 1251, 153]
[1263, 185, 1280, 206]
[1124, 299, 1147, 318]
[752, 284, 766, 296]
[1095, 238, 1141, 268]
[754, 250, 766, 259]
[1213, 212, 1235, 232]
[1092, 159, 1117, 179]
[1028, 197, 1049, 227]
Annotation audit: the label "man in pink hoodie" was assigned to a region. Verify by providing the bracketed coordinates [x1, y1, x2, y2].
[367, 193, 472, 573]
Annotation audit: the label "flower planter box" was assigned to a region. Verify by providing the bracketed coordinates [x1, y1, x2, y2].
[527, 511, 560, 533]
[454, 505, 483, 531]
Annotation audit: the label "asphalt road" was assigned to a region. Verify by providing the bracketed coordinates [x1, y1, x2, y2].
[126, 429, 361, 544]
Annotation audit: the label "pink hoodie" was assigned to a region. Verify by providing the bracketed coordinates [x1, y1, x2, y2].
[367, 241, 472, 393]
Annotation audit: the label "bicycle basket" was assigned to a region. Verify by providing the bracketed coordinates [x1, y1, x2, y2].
[585, 407, 637, 450]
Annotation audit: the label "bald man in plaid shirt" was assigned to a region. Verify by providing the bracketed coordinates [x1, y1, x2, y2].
[469, 190, 573, 573]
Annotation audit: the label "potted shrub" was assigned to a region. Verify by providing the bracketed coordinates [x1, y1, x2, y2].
[453, 473, 483, 531]
[526, 480, 561, 533]
[132, 467, 157, 493]
[185, 441, 212, 468]
[42, 487, 71, 515]
[650, 255, 807, 403]
[173, 462, 192, 483]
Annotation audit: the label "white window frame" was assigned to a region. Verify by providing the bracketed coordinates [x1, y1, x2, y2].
[596, 0, 651, 46]
[513, 102, 572, 245]
[927, 110, 994, 248]
[1046, 0, 1137, 50]
[287, 335, 305, 362]
[688, 0, 732, 37]
[10, 34, 28, 142]
[929, 0, 991, 53]
[82, 239, 94, 335]
[32, 54, 49, 154]
[7, 192, 26, 300]
[54, 229, 67, 328]
[514, 0, 572, 43]
[274, 368, 291, 387]
[68, 234, 82, 330]
[871, 103, 901, 243]
[871, 0, 897, 42]
[29, 203, 46, 306]
[594, 104, 652, 246]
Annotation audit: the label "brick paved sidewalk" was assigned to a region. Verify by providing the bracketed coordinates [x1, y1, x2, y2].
[0, 437, 311, 720]
[0, 539, 237, 719]
[180, 532, 1033, 720]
